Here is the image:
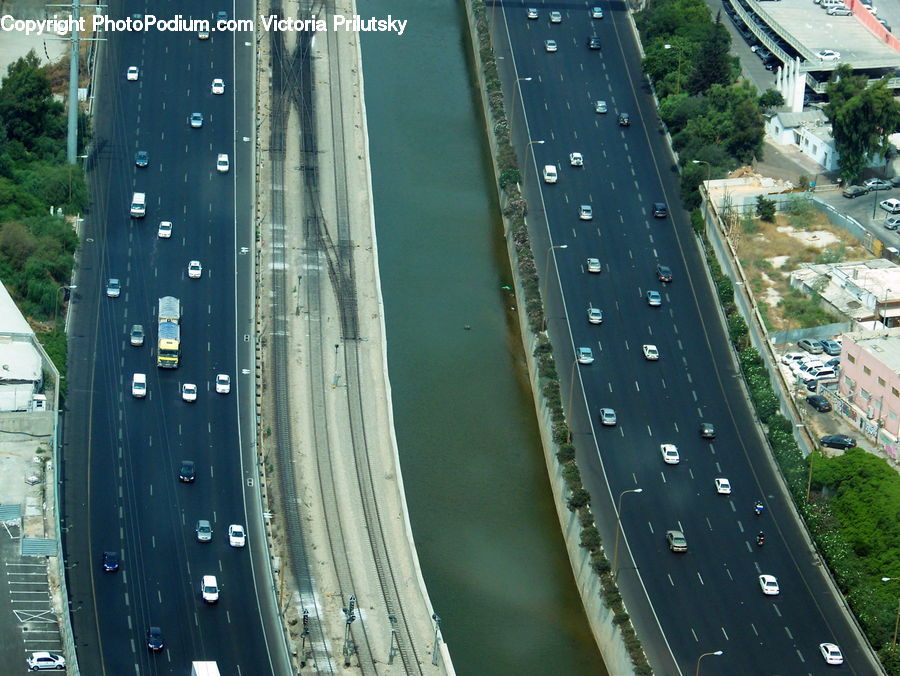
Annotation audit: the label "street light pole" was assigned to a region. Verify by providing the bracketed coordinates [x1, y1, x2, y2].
[541, 244, 568, 331]
[882, 578, 899, 649]
[566, 357, 578, 443]
[695, 650, 724, 676]
[663, 44, 683, 95]
[612, 488, 643, 580]
[510, 76, 533, 137]
[526, 139, 545, 185]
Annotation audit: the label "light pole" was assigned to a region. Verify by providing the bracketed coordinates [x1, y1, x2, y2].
[54, 285, 77, 327]
[612, 488, 643, 580]
[806, 439, 818, 502]
[527, 139, 545, 184]
[541, 244, 568, 331]
[882, 578, 899, 649]
[880, 287, 893, 328]
[663, 44, 683, 95]
[431, 614, 442, 666]
[695, 650, 724, 675]
[510, 76, 533, 136]
[566, 357, 578, 443]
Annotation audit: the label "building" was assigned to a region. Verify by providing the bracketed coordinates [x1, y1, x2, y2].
[838, 327, 900, 440]
[0, 283, 47, 412]
[766, 109, 838, 172]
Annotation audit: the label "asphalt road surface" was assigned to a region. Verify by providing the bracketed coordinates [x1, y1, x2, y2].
[496, 3, 875, 674]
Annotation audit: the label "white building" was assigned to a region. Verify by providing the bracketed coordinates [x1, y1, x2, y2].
[766, 109, 838, 172]
[0, 283, 45, 412]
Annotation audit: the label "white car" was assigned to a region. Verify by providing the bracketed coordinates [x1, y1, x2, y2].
[526, 8, 539, 19]
[642, 344, 659, 360]
[126, 66, 139, 81]
[26, 652, 67, 670]
[132, 373, 147, 398]
[106, 278, 121, 298]
[228, 524, 246, 547]
[189, 112, 204, 128]
[211, 78, 225, 94]
[586, 258, 602, 273]
[594, 100, 608, 113]
[215, 374, 231, 394]
[780, 351, 806, 366]
[201, 574, 219, 602]
[198, 28, 210, 39]
[182, 383, 198, 402]
[592, 6, 604, 18]
[157, 221, 173, 238]
[759, 574, 780, 596]
[217, 153, 230, 173]
[660, 443, 680, 464]
[188, 260, 203, 279]
[542, 165, 558, 183]
[545, 40, 558, 52]
[549, 11, 562, 23]
[714, 477, 732, 494]
[816, 49, 841, 62]
[569, 152, 583, 166]
[880, 198, 900, 214]
[587, 307, 603, 324]
[579, 204, 593, 220]
[577, 347, 594, 364]
[646, 290, 662, 306]
[819, 642, 844, 665]
[599, 408, 617, 426]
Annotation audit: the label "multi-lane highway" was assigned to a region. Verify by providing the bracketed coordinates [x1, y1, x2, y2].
[496, 3, 876, 673]
[63, 3, 282, 673]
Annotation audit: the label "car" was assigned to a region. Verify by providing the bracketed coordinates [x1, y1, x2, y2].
[819, 643, 844, 665]
[216, 374, 231, 393]
[656, 264, 673, 283]
[824, 356, 841, 368]
[864, 178, 892, 191]
[577, 347, 594, 364]
[699, 422, 716, 439]
[881, 198, 900, 214]
[763, 57, 781, 71]
[549, 11, 562, 23]
[781, 351, 806, 366]
[885, 216, 900, 230]
[101, 550, 119, 572]
[594, 100, 608, 113]
[666, 529, 687, 551]
[135, 150, 149, 167]
[813, 368, 837, 381]
[646, 290, 662, 306]
[201, 575, 219, 603]
[126, 66, 139, 81]
[579, 204, 593, 220]
[890, 176, 900, 188]
[189, 112, 204, 128]
[211, 77, 225, 94]
[827, 6, 853, 14]
[569, 152, 584, 166]
[216, 10, 228, 21]
[157, 220, 173, 238]
[526, 8, 538, 19]
[131, 373, 147, 398]
[196, 520, 213, 542]
[797, 338, 823, 354]
[586, 258, 602, 273]
[618, 112, 630, 126]
[816, 49, 840, 61]
[217, 153, 230, 173]
[797, 361, 826, 378]
[652, 202, 667, 218]
[758, 574, 780, 596]
[643, 344, 659, 361]
[806, 394, 832, 412]
[179, 460, 196, 482]
[755, 47, 772, 62]
[182, 383, 198, 402]
[660, 443, 679, 464]
[147, 626, 164, 651]
[545, 40, 558, 52]
[587, 307, 603, 324]
[599, 408, 617, 426]
[542, 165, 558, 183]
[26, 652, 67, 670]
[130, 324, 145, 346]
[198, 28, 210, 39]
[819, 339, 841, 356]
[588, 36, 602, 50]
[106, 278, 121, 298]
[228, 524, 247, 547]
[591, 6, 604, 18]
[188, 260, 203, 279]
[820, 434, 856, 450]
[714, 477, 732, 494]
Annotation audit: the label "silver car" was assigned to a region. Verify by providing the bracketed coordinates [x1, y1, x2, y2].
[196, 520, 213, 542]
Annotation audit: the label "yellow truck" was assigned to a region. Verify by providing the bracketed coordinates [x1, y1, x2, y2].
[157, 296, 181, 368]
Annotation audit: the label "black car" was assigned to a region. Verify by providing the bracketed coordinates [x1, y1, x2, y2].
[135, 150, 149, 167]
[652, 202, 668, 218]
[699, 422, 716, 439]
[588, 36, 602, 50]
[656, 264, 673, 283]
[179, 460, 196, 482]
[806, 394, 832, 412]
[820, 434, 856, 450]
[618, 112, 630, 126]
[763, 57, 781, 71]
[147, 626, 164, 652]
[101, 550, 119, 572]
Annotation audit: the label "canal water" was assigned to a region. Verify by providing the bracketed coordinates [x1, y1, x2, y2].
[361, 2, 606, 673]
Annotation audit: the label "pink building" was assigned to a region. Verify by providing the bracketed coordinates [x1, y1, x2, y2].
[839, 328, 900, 441]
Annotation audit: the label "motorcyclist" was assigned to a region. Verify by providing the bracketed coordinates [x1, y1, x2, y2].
[754, 501, 764, 516]
[756, 531, 765, 546]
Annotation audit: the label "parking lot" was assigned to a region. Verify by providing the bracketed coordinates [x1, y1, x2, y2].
[816, 186, 900, 248]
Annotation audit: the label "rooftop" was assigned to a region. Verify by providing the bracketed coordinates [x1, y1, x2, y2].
[843, 326, 900, 373]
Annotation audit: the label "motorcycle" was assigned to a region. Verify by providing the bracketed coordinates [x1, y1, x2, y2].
[756, 532, 765, 547]
[754, 501, 764, 517]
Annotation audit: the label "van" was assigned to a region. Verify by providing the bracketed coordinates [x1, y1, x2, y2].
[130, 192, 146, 218]
[542, 165, 558, 183]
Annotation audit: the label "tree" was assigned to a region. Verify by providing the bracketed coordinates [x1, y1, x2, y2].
[759, 89, 785, 111]
[686, 14, 734, 96]
[0, 51, 65, 152]
[756, 195, 776, 222]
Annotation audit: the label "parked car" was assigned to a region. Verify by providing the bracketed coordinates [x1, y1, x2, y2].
[806, 394, 832, 412]
[797, 338, 823, 354]
[842, 184, 869, 199]
[879, 198, 900, 214]
[819, 339, 841, 356]
[780, 351, 806, 366]
[820, 434, 856, 449]
[864, 178, 892, 191]
[885, 216, 900, 231]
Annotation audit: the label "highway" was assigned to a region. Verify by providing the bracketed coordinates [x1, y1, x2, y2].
[496, 2, 874, 674]
[62, 2, 278, 673]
